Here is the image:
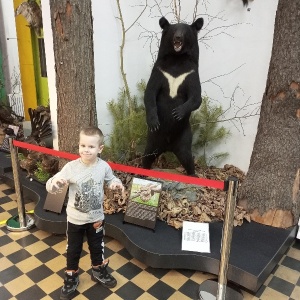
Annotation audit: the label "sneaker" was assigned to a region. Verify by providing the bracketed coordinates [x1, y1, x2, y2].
[60, 271, 79, 300]
[91, 260, 117, 288]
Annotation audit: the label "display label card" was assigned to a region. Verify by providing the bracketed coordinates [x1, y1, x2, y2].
[124, 177, 162, 230]
[182, 221, 210, 253]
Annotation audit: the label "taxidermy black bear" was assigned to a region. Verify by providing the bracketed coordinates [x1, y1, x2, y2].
[142, 16, 204, 176]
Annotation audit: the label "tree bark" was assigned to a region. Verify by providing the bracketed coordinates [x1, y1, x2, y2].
[238, 0, 300, 228]
[49, 0, 97, 154]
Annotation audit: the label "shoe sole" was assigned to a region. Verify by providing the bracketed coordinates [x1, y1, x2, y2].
[91, 275, 117, 288]
[60, 281, 79, 300]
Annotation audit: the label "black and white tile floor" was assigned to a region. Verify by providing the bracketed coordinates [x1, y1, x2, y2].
[0, 180, 300, 300]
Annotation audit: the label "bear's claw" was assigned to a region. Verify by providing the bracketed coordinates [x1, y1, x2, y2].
[172, 108, 184, 121]
[149, 124, 160, 132]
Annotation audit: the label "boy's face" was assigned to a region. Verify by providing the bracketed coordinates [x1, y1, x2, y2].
[79, 133, 104, 165]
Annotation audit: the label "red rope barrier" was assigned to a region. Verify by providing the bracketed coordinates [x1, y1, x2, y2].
[13, 140, 225, 190]
[14, 140, 79, 160]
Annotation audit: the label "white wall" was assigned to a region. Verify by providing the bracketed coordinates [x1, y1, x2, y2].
[0, 0, 21, 94]
[41, 0, 58, 149]
[44, 0, 279, 172]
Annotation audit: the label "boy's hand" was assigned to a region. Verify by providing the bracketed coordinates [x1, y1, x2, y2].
[51, 178, 68, 192]
[109, 181, 124, 193]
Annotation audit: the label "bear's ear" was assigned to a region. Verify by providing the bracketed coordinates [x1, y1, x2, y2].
[192, 18, 204, 32]
[159, 17, 170, 30]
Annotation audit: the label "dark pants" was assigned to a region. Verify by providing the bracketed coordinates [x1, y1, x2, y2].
[66, 221, 105, 271]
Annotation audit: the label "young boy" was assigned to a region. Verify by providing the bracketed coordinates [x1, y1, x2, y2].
[46, 126, 124, 300]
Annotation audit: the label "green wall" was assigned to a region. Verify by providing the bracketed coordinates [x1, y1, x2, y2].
[31, 31, 49, 106]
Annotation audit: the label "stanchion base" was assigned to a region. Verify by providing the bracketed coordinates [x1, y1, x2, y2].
[198, 279, 244, 300]
[6, 213, 35, 232]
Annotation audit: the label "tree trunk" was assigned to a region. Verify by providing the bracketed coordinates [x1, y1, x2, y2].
[49, 0, 97, 154]
[238, 0, 300, 228]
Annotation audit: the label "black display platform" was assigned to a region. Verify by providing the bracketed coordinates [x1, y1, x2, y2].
[0, 150, 296, 293]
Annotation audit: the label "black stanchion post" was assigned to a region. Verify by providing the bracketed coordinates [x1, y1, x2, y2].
[198, 176, 243, 300]
[6, 137, 35, 231]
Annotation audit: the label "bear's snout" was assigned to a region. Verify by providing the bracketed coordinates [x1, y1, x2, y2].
[173, 30, 184, 52]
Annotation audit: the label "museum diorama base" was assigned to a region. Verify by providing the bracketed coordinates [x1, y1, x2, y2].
[0, 150, 296, 293]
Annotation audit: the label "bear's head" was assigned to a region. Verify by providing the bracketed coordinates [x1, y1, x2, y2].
[157, 17, 204, 63]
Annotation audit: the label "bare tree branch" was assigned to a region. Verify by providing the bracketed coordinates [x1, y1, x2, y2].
[115, 0, 148, 113]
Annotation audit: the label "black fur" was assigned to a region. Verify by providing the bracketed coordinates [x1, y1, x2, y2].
[142, 17, 204, 176]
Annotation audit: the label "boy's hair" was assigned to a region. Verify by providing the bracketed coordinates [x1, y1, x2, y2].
[80, 126, 104, 145]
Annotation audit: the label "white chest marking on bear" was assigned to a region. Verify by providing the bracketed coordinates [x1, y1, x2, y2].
[159, 69, 194, 98]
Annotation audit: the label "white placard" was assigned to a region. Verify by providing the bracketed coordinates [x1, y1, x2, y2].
[296, 218, 300, 239]
[182, 221, 210, 253]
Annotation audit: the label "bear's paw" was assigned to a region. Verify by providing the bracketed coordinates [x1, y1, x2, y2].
[147, 116, 160, 132]
[172, 105, 186, 121]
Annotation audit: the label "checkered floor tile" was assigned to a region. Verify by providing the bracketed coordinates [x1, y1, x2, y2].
[0, 179, 299, 300]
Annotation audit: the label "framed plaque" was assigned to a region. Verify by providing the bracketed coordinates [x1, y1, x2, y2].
[0, 125, 19, 152]
[43, 185, 68, 214]
[124, 177, 162, 231]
